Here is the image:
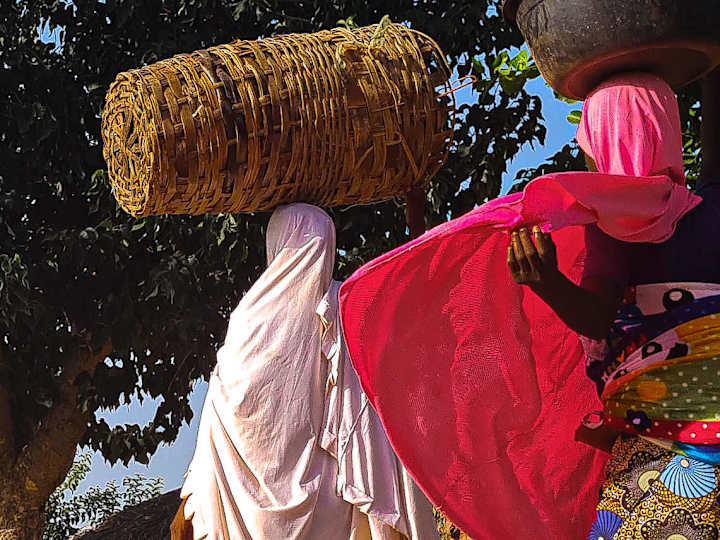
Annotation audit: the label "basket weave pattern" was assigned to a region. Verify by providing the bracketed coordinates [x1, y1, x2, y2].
[101, 24, 454, 216]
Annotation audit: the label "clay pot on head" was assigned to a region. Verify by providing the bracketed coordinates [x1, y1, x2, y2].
[503, 0, 720, 99]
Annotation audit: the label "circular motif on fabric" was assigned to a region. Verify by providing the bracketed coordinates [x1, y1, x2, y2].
[638, 469, 661, 492]
[659, 455, 717, 498]
[587, 510, 622, 540]
[637, 380, 668, 402]
[642, 341, 663, 358]
[626, 409, 653, 432]
[616, 451, 669, 511]
[663, 288, 695, 311]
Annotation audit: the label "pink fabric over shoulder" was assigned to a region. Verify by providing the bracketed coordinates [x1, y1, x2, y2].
[339, 73, 701, 539]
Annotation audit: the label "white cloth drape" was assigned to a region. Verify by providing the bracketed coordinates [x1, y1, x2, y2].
[180, 204, 438, 540]
[318, 280, 439, 540]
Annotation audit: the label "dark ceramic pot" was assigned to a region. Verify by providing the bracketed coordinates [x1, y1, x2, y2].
[503, 0, 720, 99]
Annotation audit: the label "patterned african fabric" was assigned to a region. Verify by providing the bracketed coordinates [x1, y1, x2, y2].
[585, 282, 720, 450]
[588, 436, 720, 540]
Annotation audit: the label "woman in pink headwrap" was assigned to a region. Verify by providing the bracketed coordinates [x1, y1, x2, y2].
[509, 74, 720, 538]
[338, 72, 718, 538]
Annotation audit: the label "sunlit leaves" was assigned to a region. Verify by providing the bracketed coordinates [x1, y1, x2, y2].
[493, 49, 541, 96]
[566, 110, 582, 125]
[43, 452, 163, 540]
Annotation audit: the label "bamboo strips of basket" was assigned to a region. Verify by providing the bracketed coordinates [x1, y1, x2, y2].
[101, 22, 455, 217]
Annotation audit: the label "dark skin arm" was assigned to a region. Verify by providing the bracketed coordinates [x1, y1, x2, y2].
[508, 226, 623, 452]
[507, 226, 621, 340]
[508, 152, 622, 339]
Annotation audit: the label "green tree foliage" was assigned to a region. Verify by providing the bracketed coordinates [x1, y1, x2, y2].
[678, 83, 703, 186]
[0, 0, 545, 472]
[43, 453, 163, 540]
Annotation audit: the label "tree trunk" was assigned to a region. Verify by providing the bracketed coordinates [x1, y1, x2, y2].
[405, 188, 427, 239]
[0, 428, 74, 540]
[0, 342, 111, 539]
[0, 482, 46, 540]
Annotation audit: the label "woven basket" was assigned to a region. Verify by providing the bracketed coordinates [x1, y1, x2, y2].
[101, 23, 455, 217]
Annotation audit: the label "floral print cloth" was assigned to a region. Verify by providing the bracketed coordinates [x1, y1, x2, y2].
[588, 436, 720, 540]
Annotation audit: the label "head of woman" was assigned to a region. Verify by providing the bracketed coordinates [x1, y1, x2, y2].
[265, 203, 336, 291]
[577, 72, 685, 184]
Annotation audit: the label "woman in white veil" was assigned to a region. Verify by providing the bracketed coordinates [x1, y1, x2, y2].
[174, 203, 438, 540]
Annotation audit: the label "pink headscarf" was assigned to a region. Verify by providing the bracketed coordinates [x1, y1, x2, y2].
[577, 72, 686, 184]
[339, 73, 701, 539]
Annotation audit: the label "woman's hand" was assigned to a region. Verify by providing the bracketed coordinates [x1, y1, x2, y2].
[507, 226, 559, 288]
[506, 225, 620, 340]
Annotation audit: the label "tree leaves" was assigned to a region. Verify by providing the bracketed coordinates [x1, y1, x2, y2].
[43, 452, 163, 540]
[1, 0, 543, 469]
[566, 110, 582, 125]
[552, 90, 578, 104]
[678, 81, 702, 187]
[493, 49, 541, 96]
[510, 143, 586, 193]
[0, 254, 33, 332]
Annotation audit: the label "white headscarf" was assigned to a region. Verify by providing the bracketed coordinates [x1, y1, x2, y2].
[181, 204, 342, 539]
[214, 202, 336, 440]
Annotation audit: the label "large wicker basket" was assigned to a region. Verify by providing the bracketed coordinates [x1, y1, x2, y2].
[101, 22, 455, 217]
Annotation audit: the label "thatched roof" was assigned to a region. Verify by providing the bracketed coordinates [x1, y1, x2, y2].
[68, 487, 463, 539]
[70, 488, 180, 540]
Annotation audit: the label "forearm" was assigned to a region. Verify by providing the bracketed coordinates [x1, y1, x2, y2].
[528, 270, 618, 340]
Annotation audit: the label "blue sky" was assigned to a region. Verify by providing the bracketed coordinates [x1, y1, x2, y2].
[75, 76, 580, 495]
